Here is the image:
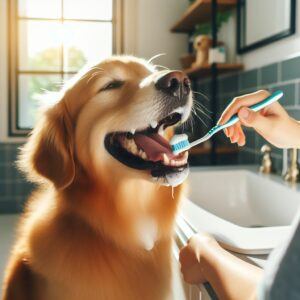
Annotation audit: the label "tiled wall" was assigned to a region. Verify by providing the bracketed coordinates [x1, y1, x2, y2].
[195, 55, 300, 172]
[0, 143, 34, 213]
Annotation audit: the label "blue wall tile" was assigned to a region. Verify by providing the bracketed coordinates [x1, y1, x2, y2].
[271, 83, 296, 106]
[0, 143, 33, 213]
[0, 145, 7, 164]
[238, 149, 256, 164]
[220, 74, 239, 94]
[281, 56, 300, 81]
[0, 182, 8, 196]
[261, 63, 278, 85]
[0, 200, 21, 214]
[244, 129, 255, 149]
[0, 165, 6, 180]
[240, 69, 258, 90]
[286, 108, 300, 120]
[272, 156, 283, 174]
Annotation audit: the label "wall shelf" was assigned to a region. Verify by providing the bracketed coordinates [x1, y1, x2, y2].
[171, 0, 237, 33]
[171, 0, 240, 164]
[184, 63, 243, 79]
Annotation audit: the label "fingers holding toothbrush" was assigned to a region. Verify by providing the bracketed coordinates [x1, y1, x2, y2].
[220, 90, 272, 146]
[218, 90, 300, 149]
[233, 123, 245, 146]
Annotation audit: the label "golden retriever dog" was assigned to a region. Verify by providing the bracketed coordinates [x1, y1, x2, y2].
[2, 56, 192, 300]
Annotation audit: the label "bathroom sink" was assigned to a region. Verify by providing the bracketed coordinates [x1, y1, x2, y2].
[187, 168, 300, 227]
[178, 166, 300, 254]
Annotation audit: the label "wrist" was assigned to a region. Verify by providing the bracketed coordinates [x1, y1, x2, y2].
[202, 243, 263, 300]
[200, 239, 224, 272]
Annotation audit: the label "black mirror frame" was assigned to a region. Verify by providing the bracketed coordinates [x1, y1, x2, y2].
[237, 0, 296, 54]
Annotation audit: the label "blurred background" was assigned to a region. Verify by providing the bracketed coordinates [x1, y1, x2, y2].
[0, 1, 300, 298]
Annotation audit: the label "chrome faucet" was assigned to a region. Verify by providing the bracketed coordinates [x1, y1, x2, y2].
[259, 144, 273, 174]
[283, 148, 300, 183]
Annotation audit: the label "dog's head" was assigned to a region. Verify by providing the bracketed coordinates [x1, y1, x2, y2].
[20, 56, 193, 190]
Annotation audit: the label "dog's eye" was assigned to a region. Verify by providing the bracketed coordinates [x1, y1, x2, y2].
[101, 80, 124, 91]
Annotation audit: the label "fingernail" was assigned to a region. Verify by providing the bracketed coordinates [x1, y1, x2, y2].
[239, 108, 250, 120]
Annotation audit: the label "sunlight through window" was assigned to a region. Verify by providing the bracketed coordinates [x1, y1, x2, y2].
[10, 0, 114, 133]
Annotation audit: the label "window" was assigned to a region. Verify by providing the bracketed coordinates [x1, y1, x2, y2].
[8, 0, 119, 136]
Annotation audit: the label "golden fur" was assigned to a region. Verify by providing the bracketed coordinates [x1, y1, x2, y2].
[2, 56, 187, 300]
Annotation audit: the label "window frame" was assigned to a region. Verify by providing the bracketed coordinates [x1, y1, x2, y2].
[8, 0, 122, 137]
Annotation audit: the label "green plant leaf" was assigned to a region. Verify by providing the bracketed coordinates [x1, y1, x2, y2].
[193, 10, 233, 36]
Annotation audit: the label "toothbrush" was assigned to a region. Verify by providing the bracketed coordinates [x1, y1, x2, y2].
[170, 90, 284, 155]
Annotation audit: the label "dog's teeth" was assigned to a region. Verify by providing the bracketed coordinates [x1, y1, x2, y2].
[130, 129, 136, 134]
[127, 139, 138, 154]
[141, 152, 147, 160]
[139, 150, 144, 157]
[170, 160, 176, 166]
[162, 153, 169, 165]
[127, 139, 133, 147]
[158, 125, 164, 136]
[132, 144, 138, 154]
[150, 121, 158, 129]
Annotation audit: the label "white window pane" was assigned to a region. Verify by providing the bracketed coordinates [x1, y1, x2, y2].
[18, 0, 62, 19]
[18, 75, 62, 129]
[63, 22, 112, 72]
[63, 0, 112, 20]
[63, 73, 75, 82]
[19, 20, 62, 71]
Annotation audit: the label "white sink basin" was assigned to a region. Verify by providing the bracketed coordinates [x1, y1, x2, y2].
[178, 166, 300, 254]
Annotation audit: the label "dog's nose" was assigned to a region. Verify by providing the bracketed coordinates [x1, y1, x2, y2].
[155, 71, 190, 96]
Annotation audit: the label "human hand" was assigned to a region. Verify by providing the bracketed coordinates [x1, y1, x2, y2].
[179, 233, 219, 284]
[218, 90, 300, 148]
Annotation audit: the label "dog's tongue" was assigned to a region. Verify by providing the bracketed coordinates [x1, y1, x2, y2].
[134, 133, 177, 162]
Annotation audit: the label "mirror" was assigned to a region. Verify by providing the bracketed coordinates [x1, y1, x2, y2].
[237, 0, 296, 53]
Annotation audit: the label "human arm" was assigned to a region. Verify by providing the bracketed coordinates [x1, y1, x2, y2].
[179, 233, 263, 300]
[217, 90, 300, 148]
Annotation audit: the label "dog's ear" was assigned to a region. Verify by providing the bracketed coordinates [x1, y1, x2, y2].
[19, 102, 75, 190]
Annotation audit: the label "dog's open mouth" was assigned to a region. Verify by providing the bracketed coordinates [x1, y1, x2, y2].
[104, 112, 189, 186]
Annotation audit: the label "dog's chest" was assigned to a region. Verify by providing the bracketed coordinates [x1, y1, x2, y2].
[135, 217, 158, 251]
[42, 240, 172, 300]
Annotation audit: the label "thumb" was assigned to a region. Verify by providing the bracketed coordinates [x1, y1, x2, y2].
[238, 107, 272, 132]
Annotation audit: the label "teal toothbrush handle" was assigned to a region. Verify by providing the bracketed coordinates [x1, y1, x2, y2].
[210, 90, 284, 135]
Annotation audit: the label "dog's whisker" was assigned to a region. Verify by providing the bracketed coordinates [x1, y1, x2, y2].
[193, 101, 212, 117]
[191, 117, 196, 134]
[192, 90, 210, 102]
[194, 97, 211, 109]
[154, 65, 170, 71]
[192, 107, 210, 123]
[193, 106, 211, 120]
[192, 111, 209, 128]
[187, 116, 194, 134]
[147, 53, 166, 64]
[196, 109, 212, 121]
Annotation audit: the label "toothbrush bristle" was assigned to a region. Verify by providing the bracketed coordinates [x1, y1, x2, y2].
[169, 133, 190, 154]
[171, 140, 190, 154]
